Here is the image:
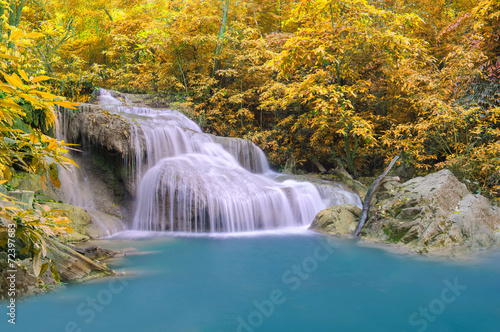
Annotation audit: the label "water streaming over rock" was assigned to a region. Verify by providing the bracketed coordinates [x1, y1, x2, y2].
[56, 106, 126, 237]
[56, 109, 95, 208]
[94, 89, 360, 232]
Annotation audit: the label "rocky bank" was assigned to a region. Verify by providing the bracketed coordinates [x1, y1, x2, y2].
[310, 169, 500, 256]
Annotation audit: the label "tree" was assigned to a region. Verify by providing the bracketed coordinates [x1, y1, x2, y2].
[0, 0, 29, 45]
[0, 28, 79, 275]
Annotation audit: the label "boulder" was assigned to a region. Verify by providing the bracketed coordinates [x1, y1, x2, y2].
[367, 170, 500, 254]
[46, 203, 125, 241]
[44, 240, 114, 282]
[7, 172, 59, 202]
[311, 169, 500, 256]
[46, 202, 91, 242]
[309, 204, 362, 236]
[62, 104, 132, 156]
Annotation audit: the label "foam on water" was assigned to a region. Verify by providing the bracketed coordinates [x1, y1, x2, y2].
[108, 225, 312, 240]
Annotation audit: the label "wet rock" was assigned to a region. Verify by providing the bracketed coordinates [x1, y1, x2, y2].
[72, 245, 122, 261]
[45, 240, 114, 282]
[46, 202, 91, 242]
[309, 204, 362, 236]
[85, 209, 125, 239]
[46, 203, 125, 241]
[62, 104, 132, 156]
[311, 169, 500, 256]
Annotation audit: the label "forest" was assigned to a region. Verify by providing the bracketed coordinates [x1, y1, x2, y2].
[1, 2, 500, 329]
[1, 0, 499, 202]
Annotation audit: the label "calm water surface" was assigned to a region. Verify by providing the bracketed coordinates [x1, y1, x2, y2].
[4, 229, 500, 332]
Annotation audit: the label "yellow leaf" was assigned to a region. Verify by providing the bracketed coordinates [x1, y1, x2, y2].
[1, 165, 12, 180]
[31, 91, 58, 99]
[48, 139, 57, 150]
[19, 70, 29, 82]
[24, 32, 44, 39]
[0, 100, 24, 110]
[2, 72, 24, 89]
[32, 76, 51, 83]
[19, 93, 43, 106]
[0, 84, 15, 93]
[29, 133, 38, 144]
[33, 251, 42, 277]
[53, 100, 78, 109]
[9, 30, 24, 41]
[0, 54, 19, 60]
[49, 163, 60, 188]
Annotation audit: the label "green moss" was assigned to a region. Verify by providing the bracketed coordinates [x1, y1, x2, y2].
[90, 147, 126, 199]
[386, 200, 405, 218]
[383, 224, 409, 243]
[6, 172, 59, 202]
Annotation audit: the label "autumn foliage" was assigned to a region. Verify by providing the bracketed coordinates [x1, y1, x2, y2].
[7, 0, 500, 199]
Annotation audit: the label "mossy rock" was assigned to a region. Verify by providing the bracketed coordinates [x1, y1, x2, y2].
[309, 204, 362, 236]
[45, 202, 91, 242]
[0, 190, 34, 210]
[8, 172, 59, 202]
[46, 240, 114, 282]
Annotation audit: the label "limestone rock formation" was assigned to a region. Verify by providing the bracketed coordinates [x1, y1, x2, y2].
[310, 169, 500, 256]
[46, 203, 125, 241]
[0, 240, 115, 299]
[309, 204, 362, 235]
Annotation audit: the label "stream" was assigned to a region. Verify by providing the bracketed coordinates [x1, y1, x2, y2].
[5, 89, 499, 332]
[9, 230, 500, 332]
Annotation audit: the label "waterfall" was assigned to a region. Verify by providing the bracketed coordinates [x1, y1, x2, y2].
[55, 109, 95, 208]
[56, 103, 126, 237]
[95, 89, 360, 232]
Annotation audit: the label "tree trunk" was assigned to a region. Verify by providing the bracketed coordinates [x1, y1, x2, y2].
[14, 0, 27, 26]
[103, 8, 114, 21]
[330, 159, 367, 200]
[354, 156, 400, 238]
[4, 0, 27, 48]
[211, 0, 230, 77]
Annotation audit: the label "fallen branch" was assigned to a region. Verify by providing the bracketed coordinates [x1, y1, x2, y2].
[354, 156, 400, 238]
[311, 158, 327, 173]
[330, 158, 367, 200]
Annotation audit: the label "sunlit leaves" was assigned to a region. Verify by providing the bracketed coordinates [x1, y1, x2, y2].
[0, 25, 79, 275]
[10, 0, 498, 196]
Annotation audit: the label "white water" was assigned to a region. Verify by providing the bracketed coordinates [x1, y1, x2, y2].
[56, 109, 95, 208]
[56, 107, 126, 237]
[96, 89, 360, 232]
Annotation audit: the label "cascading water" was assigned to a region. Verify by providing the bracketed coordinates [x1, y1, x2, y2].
[56, 109, 95, 208]
[96, 89, 360, 232]
[56, 104, 126, 237]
